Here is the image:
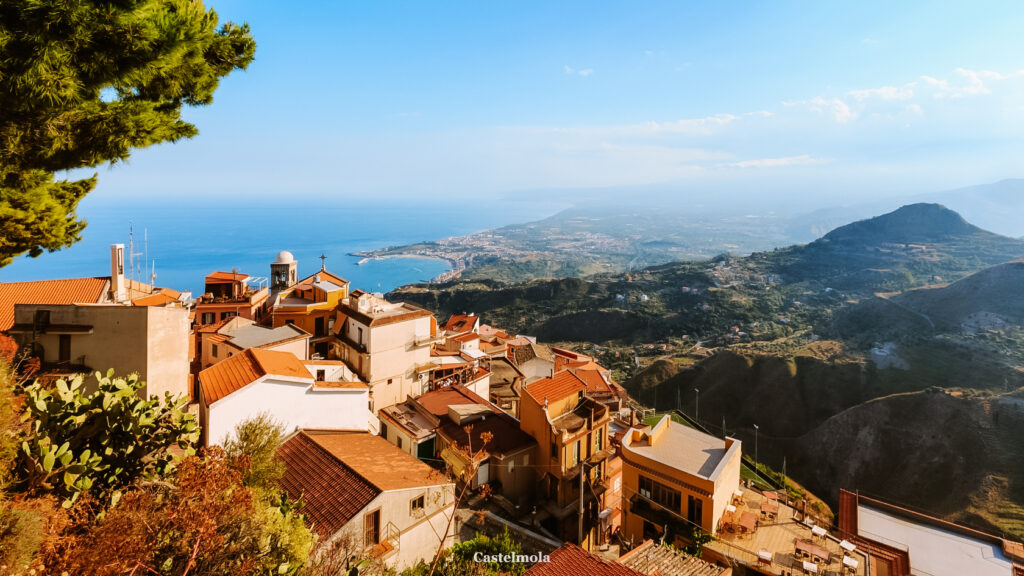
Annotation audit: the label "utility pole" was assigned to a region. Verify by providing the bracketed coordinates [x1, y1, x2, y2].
[694, 388, 700, 423]
[579, 462, 585, 547]
[753, 424, 760, 473]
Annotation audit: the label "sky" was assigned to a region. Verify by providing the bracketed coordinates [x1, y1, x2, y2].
[80, 1, 1024, 207]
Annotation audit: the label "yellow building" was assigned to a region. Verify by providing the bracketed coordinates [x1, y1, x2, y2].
[519, 371, 614, 549]
[620, 415, 742, 548]
[270, 267, 349, 359]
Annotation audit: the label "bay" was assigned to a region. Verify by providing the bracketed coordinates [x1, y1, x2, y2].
[1, 194, 568, 296]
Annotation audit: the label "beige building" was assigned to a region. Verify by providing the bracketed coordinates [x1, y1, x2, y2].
[9, 303, 190, 399]
[278, 431, 456, 570]
[620, 415, 742, 547]
[197, 316, 309, 369]
[335, 291, 439, 412]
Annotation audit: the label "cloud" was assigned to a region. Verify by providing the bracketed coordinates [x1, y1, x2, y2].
[725, 154, 826, 169]
[577, 68, 593, 77]
[564, 65, 593, 77]
[848, 85, 915, 101]
[783, 97, 857, 123]
[918, 68, 1023, 98]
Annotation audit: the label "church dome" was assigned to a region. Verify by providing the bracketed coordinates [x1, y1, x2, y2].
[273, 250, 295, 264]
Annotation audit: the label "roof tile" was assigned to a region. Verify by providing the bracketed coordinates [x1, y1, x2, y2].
[0, 277, 109, 331]
[525, 543, 645, 576]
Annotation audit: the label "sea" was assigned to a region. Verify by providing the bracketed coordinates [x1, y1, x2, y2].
[0, 194, 570, 296]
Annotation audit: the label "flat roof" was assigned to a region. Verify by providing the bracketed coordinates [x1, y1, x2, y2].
[623, 417, 729, 480]
[858, 503, 1015, 576]
[224, 323, 307, 349]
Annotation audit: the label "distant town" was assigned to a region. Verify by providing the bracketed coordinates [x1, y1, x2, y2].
[2, 244, 1022, 576]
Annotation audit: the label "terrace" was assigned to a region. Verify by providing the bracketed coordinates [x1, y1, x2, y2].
[705, 489, 870, 576]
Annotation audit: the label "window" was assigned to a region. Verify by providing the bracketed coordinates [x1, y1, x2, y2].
[357, 327, 364, 345]
[364, 509, 380, 546]
[687, 495, 703, 525]
[285, 319, 295, 326]
[387, 378, 393, 385]
[638, 475, 682, 513]
[596, 428, 604, 451]
[397, 437, 403, 450]
[316, 369, 326, 381]
[380, 422, 389, 439]
[201, 312, 215, 324]
[220, 311, 237, 320]
[572, 440, 581, 465]
[212, 344, 219, 357]
[410, 495, 425, 514]
[508, 459, 515, 474]
[550, 442, 558, 462]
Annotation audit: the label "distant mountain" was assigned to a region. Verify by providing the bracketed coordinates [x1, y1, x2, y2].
[894, 258, 1024, 329]
[768, 203, 1024, 291]
[928, 179, 1024, 239]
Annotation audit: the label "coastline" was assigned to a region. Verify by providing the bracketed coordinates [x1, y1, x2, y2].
[351, 252, 463, 283]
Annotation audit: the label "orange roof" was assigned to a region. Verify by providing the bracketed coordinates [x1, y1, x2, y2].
[205, 271, 249, 283]
[131, 292, 177, 307]
[304, 431, 449, 491]
[443, 313, 478, 333]
[198, 348, 311, 404]
[525, 543, 644, 576]
[523, 371, 587, 405]
[278, 432, 380, 536]
[572, 369, 613, 394]
[297, 269, 349, 287]
[451, 332, 480, 343]
[0, 277, 109, 332]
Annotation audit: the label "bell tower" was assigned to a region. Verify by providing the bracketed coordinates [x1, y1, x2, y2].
[271, 250, 298, 291]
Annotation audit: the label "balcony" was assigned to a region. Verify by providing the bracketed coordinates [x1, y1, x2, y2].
[413, 333, 443, 347]
[337, 330, 368, 354]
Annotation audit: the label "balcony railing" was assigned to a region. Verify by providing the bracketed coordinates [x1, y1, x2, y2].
[414, 333, 443, 347]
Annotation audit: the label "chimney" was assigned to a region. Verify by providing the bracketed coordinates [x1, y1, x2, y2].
[110, 244, 126, 303]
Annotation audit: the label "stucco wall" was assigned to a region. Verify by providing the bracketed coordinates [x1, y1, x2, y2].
[14, 304, 189, 400]
[206, 376, 369, 445]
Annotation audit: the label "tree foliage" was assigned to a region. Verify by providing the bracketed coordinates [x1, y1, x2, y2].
[223, 412, 287, 496]
[0, 0, 256, 266]
[50, 447, 313, 576]
[402, 529, 528, 576]
[17, 370, 199, 506]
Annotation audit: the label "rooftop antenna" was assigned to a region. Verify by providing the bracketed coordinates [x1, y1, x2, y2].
[128, 223, 143, 291]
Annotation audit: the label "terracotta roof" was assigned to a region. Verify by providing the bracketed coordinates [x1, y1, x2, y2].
[198, 348, 310, 404]
[523, 371, 587, 405]
[525, 543, 644, 576]
[313, 381, 368, 389]
[304, 431, 449, 491]
[572, 368, 614, 395]
[451, 332, 480, 343]
[205, 271, 249, 283]
[197, 318, 233, 333]
[437, 405, 535, 458]
[277, 432, 381, 536]
[415, 385, 488, 416]
[0, 277, 109, 331]
[618, 540, 728, 576]
[131, 292, 178, 307]
[443, 313, 478, 334]
[298, 269, 349, 288]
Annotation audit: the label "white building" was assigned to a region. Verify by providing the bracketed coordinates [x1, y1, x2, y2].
[278, 431, 456, 570]
[336, 290, 439, 412]
[198, 348, 373, 445]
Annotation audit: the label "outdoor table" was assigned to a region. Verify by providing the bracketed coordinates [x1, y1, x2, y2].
[726, 504, 737, 513]
[721, 509, 736, 532]
[840, 539, 856, 553]
[738, 511, 758, 533]
[758, 549, 773, 565]
[796, 539, 830, 564]
[802, 560, 819, 574]
[843, 555, 859, 571]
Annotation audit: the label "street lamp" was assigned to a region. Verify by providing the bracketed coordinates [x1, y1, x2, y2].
[694, 388, 699, 423]
[753, 424, 760, 472]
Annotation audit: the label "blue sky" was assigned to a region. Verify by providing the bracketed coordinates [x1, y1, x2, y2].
[82, 1, 1024, 205]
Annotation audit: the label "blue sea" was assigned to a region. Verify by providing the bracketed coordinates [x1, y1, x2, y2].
[1, 194, 569, 296]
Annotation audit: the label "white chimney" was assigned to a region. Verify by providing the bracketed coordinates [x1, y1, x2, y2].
[110, 244, 126, 303]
